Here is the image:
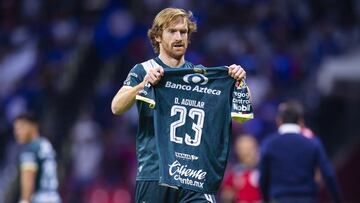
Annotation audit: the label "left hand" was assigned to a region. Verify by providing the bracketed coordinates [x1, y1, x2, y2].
[228, 64, 246, 81]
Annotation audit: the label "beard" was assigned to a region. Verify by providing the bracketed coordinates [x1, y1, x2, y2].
[162, 41, 188, 60]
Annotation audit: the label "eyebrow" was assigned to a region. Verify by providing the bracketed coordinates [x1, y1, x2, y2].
[167, 28, 188, 32]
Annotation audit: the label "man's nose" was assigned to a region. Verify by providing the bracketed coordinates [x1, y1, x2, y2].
[174, 31, 181, 40]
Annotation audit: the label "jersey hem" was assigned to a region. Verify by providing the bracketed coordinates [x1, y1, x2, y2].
[159, 180, 218, 195]
[159, 183, 179, 189]
[135, 177, 159, 181]
[231, 112, 254, 123]
[135, 95, 155, 108]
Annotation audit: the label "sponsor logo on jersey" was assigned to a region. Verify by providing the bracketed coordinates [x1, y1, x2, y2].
[124, 73, 138, 86]
[139, 89, 148, 96]
[232, 86, 252, 112]
[232, 103, 252, 112]
[168, 160, 206, 188]
[165, 81, 221, 95]
[129, 72, 138, 78]
[183, 74, 208, 85]
[144, 82, 151, 87]
[124, 79, 131, 86]
[175, 152, 199, 161]
[235, 80, 246, 89]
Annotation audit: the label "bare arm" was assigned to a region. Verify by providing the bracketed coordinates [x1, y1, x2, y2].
[20, 168, 36, 202]
[111, 66, 164, 115]
[111, 82, 146, 115]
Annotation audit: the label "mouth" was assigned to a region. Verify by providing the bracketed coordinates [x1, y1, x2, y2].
[173, 44, 184, 48]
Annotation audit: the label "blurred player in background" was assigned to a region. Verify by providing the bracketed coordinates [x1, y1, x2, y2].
[111, 7, 246, 203]
[259, 101, 341, 203]
[221, 134, 261, 203]
[13, 113, 61, 203]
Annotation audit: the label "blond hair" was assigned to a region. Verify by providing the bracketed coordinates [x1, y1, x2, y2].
[148, 8, 197, 53]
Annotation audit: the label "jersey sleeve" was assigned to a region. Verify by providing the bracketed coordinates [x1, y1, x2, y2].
[19, 146, 38, 171]
[231, 80, 254, 123]
[135, 82, 156, 108]
[314, 137, 342, 203]
[123, 64, 146, 87]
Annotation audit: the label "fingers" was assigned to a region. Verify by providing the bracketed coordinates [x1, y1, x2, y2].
[228, 64, 246, 81]
[234, 68, 246, 80]
[145, 66, 164, 85]
[228, 64, 236, 78]
[156, 66, 164, 76]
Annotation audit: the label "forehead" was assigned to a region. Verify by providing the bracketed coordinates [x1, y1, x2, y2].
[236, 137, 256, 147]
[164, 16, 188, 30]
[14, 119, 31, 126]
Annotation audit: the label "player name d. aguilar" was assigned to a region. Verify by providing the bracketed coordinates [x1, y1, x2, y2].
[165, 81, 222, 95]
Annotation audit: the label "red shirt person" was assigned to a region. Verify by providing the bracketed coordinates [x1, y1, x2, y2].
[221, 134, 262, 203]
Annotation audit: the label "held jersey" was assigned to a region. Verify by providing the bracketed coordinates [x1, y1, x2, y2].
[123, 57, 195, 180]
[19, 137, 61, 203]
[136, 65, 253, 194]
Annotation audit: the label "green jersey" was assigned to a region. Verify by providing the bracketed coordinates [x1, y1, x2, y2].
[136, 66, 253, 194]
[19, 137, 61, 203]
[123, 57, 195, 180]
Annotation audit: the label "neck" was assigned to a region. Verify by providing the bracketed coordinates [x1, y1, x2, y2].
[158, 53, 185, 68]
[30, 130, 40, 139]
[25, 133, 39, 143]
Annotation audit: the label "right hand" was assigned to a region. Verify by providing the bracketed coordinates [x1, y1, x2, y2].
[143, 66, 164, 86]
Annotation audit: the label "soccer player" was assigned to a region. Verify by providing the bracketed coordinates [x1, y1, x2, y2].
[13, 113, 61, 203]
[259, 101, 341, 203]
[111, 7, 246, 203]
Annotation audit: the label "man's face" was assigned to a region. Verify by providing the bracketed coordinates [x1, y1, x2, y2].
[13, 119, 33, 144]
[157, 16, 189, 60]
[235, 137, 258, 168]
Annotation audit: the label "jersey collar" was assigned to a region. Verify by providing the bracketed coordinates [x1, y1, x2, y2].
[278, 124, 301, 134]
[154, 57, 192, 69]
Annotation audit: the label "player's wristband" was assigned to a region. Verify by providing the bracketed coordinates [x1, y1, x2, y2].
[19, 200, 30, 203]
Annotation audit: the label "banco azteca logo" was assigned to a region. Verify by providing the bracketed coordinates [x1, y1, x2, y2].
[183, 74, 208, 85]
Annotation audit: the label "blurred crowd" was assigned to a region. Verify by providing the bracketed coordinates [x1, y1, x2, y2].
[1, 0, 359, 202]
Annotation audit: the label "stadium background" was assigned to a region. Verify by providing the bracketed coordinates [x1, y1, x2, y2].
[0, 0, 359, 202]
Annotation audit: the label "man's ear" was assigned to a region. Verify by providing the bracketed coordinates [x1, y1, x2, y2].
[155, 35, 161, 43]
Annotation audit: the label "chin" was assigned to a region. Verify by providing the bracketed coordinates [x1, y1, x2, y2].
[175, 51, 186, 57]
[172, 54, 184, 60]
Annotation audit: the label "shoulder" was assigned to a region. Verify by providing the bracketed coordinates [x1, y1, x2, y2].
[309, 136, 325, 148]
[38, 137, 56, 158]
[139, 58, 161, 72]
[262, 133, 281, 145]
[130, 59, 159, 74]
[130, 63, 146, 75]
[260, 133, 282, 153]
[39, 137, 54, 149]
[131, 58, 158, 72]
[22, 139, 40, 153]
[20, 140, 40, 163]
